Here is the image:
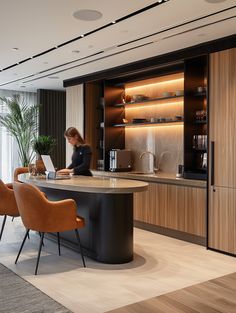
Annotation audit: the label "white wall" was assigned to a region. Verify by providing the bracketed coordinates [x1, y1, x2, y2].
[65, 85, 84, 166]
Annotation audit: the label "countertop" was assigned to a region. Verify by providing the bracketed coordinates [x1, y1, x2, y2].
[92, 170, 206, 188]
[18, 174, 148, 194]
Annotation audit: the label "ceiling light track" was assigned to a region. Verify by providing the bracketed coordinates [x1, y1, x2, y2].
[0, 8, 234, 88]
[0, 0, 170, 72]
[22, 42, 154, 84]
[22, 13, 236, 85]
[117, 5, 236, 48]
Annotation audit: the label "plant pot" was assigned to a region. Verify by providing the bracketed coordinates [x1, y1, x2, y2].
[36, 159, 46, 175]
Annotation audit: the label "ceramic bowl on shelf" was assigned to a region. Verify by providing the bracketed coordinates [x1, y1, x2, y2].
[132, 94, 149, 102]
[132, 118, 148, 123]
[175, 90, 184, 96]
[162, 91, 175, 98]
[197, 86, 207, 93]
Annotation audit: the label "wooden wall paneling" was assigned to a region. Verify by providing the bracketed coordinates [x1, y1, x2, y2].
[38, 89, 66, 169]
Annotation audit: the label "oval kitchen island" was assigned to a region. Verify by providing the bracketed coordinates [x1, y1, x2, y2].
[19, 174, 148, 264]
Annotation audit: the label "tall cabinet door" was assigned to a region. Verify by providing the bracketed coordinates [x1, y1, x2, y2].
[208, 48, 236, 254]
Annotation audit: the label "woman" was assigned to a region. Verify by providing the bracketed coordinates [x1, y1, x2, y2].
[57, 127, 92, 176]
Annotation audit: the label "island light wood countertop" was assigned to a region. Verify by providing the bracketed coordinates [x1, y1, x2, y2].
[19, 174, 148, 194]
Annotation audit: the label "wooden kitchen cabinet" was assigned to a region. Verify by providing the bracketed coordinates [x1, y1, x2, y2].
[134, 182, 206, 237]
[208, 186, 236, 254]
[208, 48, 236, 255]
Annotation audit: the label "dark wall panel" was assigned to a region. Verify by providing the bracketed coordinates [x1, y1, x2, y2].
[37, 89, 66, 169]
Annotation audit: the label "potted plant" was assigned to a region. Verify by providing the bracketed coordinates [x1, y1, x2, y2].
[33, 135, 56, 173]
[0, 95, 39, 167]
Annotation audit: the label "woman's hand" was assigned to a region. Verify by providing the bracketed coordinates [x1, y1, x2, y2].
[57, 168, 73, 175]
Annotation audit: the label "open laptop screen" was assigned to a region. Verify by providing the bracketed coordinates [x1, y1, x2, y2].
[41, 155, 55, 172]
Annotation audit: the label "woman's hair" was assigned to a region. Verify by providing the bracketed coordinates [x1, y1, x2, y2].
[64, 127, 85, 144]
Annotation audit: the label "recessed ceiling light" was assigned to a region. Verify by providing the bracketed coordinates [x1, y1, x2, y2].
[81, 34, 84, 38]
[205, 0, 226, 3]
[48, 76, 59, 79]
[72, 50, 80, 54]
[12, 47, 19, 51]
[73, 9, 102, 21]
[111, 21, 116, 24]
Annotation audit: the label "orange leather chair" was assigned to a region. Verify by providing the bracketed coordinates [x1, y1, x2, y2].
[13, 182, 86, 275]
[0, 180, 19, 241]
[11, 167, 29, 222]
[14, 167, 28, 182]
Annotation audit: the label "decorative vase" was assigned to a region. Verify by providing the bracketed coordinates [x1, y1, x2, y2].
[35, 158, 46, 175]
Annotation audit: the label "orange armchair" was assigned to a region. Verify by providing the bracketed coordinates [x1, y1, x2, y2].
[13, 167, 28, 182]
[13, 182, 86, 275]
[0, 180, 19, 241]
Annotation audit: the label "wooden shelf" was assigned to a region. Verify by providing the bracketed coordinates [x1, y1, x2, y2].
[113, 121, 183, 128]
[113, 95, 184, 107]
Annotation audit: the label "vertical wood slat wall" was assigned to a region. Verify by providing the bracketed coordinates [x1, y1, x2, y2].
[38, 89, 66, 170]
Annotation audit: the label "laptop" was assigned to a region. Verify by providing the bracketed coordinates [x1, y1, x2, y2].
[41, 155, 71, 180]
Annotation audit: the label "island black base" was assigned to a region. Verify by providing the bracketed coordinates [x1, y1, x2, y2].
[40, 187, 133, 264]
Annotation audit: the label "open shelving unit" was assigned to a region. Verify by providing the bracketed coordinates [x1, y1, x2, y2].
[113, 95, 183, 107]
[113, 121, 183, 127]
[183, 55, 208, 180]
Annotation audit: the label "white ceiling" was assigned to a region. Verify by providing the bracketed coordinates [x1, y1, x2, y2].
[0, 0, 235, 92]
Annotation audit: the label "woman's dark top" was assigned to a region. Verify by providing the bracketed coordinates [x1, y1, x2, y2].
[67, 144, 92, 176]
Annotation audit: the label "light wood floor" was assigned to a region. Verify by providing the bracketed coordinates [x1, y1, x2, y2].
[0, 216, 236, 313]
[107, 272, 236, 313]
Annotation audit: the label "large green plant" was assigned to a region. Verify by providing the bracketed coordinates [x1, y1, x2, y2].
[33, 135, 56, 156]
[0, 95, 39, 166]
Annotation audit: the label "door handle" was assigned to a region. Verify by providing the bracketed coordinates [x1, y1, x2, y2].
[211, 141, 215, 187]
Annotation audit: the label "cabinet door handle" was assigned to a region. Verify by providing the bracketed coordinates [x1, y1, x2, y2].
[211, 141, 215, 186]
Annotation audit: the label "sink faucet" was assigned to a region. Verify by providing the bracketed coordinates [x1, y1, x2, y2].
[156, 151, 171, 172]
[140, 151, 157, 173]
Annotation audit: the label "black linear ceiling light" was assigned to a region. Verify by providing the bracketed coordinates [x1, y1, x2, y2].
[0, 0, 170, 72]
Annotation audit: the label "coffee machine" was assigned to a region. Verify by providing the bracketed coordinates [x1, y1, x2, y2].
[109, 149, 132, 172]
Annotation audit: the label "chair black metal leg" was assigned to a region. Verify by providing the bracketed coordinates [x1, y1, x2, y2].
[38, 232, 44, 246]
[74, 229, 86, 267]
[57, 232, 61, 256]
[11, 217, 14, 222]
[27, 229, 30, 239]
[15, 229, 30, 264]
[35, 232, 44, 275]
[0, 215, 7, 241]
